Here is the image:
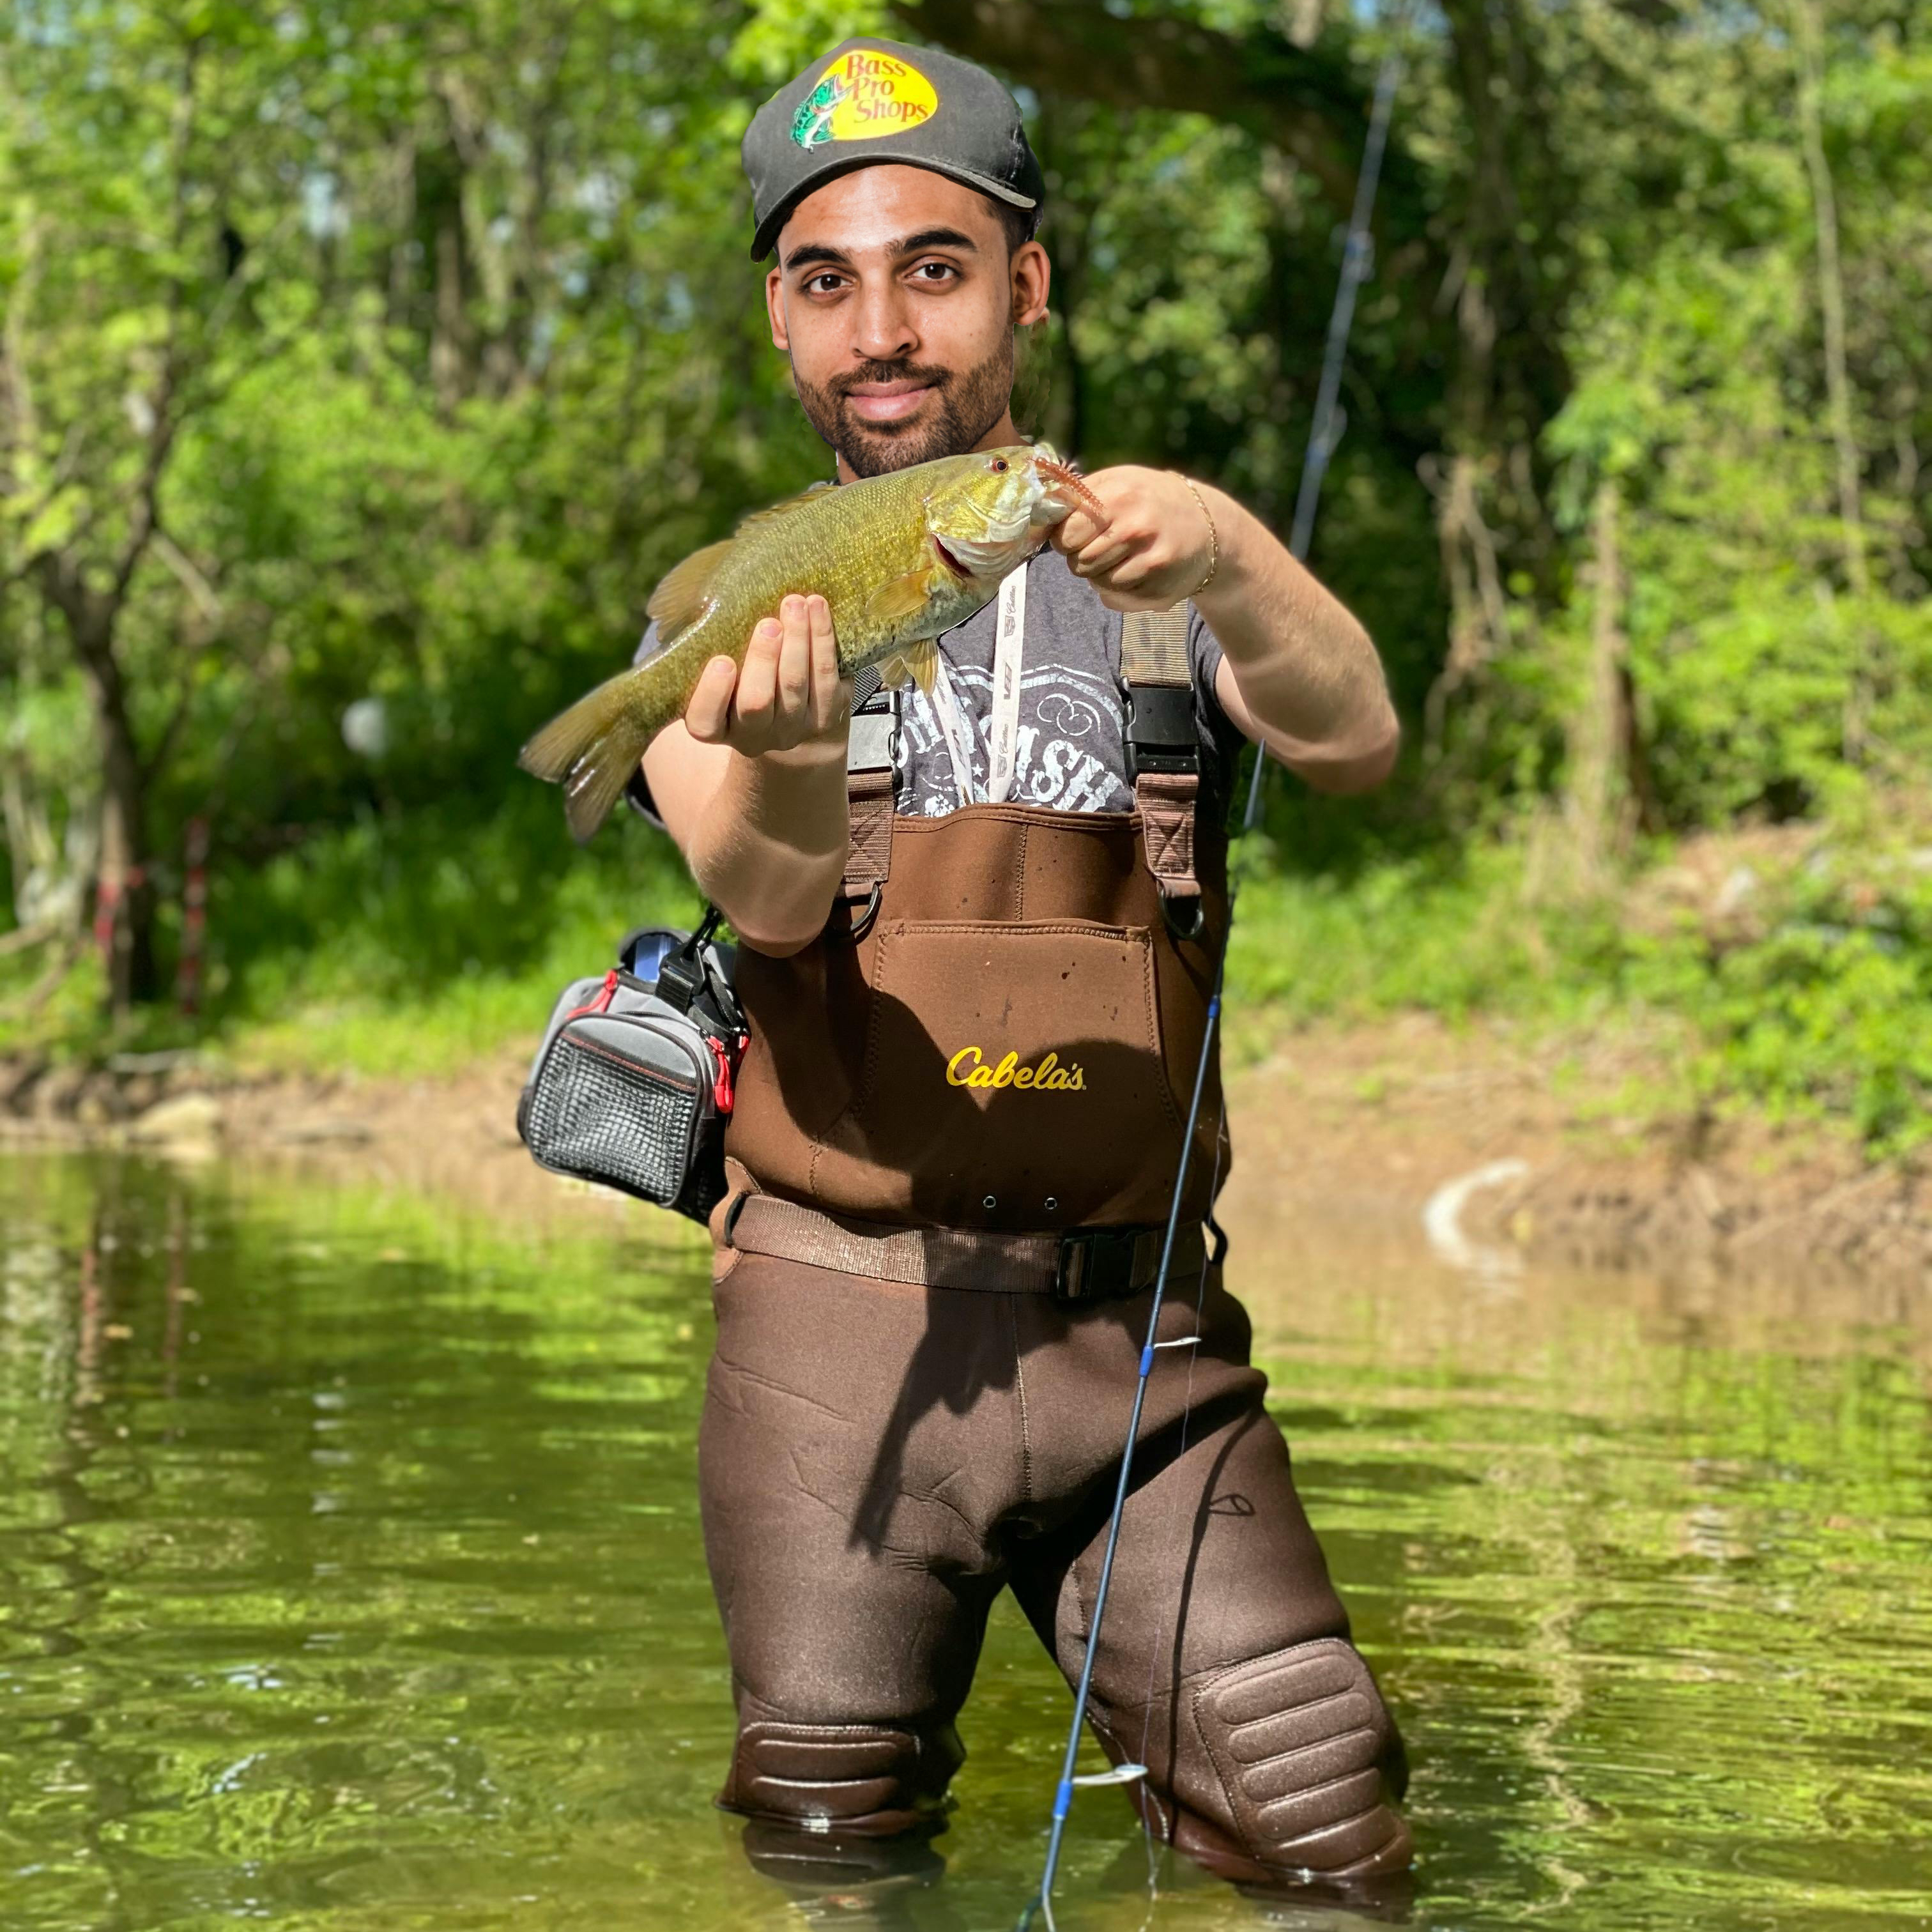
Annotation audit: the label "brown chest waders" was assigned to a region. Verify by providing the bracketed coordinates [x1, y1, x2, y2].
[698, 608, 1411, 1910]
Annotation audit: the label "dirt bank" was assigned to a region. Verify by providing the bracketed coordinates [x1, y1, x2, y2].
[4, 1015, 1927, 1286]
[1220, 1013, 1931, 1289]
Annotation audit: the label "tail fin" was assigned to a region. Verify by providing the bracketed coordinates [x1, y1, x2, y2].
[518, 670, 660, 844]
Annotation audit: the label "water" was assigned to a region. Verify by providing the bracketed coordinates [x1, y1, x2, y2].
[2, 1151, 1928, 1931]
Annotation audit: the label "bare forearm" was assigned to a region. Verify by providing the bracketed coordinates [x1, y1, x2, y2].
[1193, 485, 1398, 780]
[1050, 466, 1399, 793]
[684, 740, 849, 953]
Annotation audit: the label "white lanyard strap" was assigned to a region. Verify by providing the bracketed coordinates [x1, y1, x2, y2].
[928, 659, 982, 808]
[929, 565, 1029, 810]
[985, 564, 1027, 804]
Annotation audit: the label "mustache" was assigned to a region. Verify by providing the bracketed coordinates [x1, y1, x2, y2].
[828, 361, 953, 401]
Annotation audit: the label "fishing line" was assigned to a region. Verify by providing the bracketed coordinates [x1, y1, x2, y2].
[1243, 38, 1404, 834]
[1016, 36, 1406, 1932]
[1132, 1124, 1222, 1892]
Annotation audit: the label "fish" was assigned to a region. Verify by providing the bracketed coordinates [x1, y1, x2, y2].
[518, 442, 1107, 841]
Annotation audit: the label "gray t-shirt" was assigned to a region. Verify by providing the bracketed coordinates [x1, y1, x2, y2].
[627, 548, 1242, 822]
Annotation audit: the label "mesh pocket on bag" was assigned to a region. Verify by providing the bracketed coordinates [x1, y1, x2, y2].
[523, 1031, 698, 1203]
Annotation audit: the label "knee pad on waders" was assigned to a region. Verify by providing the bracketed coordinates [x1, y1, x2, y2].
[719, 1717, 966, 1837]
[1184, 1637, 1412, 1880]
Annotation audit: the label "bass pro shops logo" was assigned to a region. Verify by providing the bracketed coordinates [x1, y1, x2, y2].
[946, 1046, 1086, 1092]
[790, 50, 939, 150]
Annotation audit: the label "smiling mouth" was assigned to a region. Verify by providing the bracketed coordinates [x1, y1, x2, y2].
[845, 384, 935, 424]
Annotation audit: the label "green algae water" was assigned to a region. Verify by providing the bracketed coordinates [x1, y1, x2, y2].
[2, 1152, 1928, 1931]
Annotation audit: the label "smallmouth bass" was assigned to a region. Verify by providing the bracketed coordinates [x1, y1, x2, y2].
[519, 443, 1103, 841]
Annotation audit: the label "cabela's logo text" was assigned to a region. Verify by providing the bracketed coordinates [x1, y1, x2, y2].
[946, 1046, 1085, 1092]
[791, 50, 939, 151]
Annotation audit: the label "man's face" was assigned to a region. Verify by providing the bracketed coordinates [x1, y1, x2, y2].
[766, 165, 1050, 479]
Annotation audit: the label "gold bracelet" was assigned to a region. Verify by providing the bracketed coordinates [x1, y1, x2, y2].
[1183, 477, 1219, 597]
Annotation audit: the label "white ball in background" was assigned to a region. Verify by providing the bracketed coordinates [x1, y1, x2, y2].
[341, 696, 389, 760]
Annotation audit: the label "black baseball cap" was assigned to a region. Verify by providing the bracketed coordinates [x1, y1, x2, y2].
[743, 37, 1045, 262]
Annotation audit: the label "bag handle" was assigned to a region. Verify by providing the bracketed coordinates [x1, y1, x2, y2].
[652, 903, 724, 1015]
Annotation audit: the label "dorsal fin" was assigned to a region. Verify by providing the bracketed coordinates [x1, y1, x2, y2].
[646, 539, 736, 643]
[732, 479, 836, 537]
[643, 485, 836, 643]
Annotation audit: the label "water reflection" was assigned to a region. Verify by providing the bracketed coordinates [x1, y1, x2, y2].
[1, 1151, 1928, 1930]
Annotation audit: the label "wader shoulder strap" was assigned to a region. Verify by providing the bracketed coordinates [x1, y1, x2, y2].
[1121, 602, 1200, 910]
[839, 684, 897, 917]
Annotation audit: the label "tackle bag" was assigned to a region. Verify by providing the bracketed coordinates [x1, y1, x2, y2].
[516, 907, 746, 1222]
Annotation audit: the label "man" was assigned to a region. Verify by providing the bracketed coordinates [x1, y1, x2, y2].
[634, 35, 1411, 1907]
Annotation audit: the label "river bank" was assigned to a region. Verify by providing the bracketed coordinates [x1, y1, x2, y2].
[5, 1010, 1925, 1289]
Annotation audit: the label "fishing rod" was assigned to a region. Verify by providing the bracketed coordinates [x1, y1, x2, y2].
[1246, 42, 1404, 832]
[1016, 40, 1406, 1932]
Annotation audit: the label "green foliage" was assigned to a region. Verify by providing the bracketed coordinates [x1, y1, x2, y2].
[1, 0, 1929, 1153]
[1616, 832, 1932, 1154]
[1229, 809, 1932, 1156]
[211, 791, 701, 1076]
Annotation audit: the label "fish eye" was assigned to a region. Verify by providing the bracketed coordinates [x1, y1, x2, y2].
[991, 458, 1008, 472]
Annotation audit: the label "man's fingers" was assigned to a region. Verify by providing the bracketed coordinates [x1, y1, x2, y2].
[1050, 509, 1107, 555]
[806, 595, 845, 732]
[776, 595, 812, 718]
[1107, 551, 1161, 590]
[684, 655, 740, 743]
[733, 617, 781, 726]
[1070, 532, 1138, 579]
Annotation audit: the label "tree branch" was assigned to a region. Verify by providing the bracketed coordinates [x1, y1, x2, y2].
[108, 36, 203, 611]
[891, 0, 1425, 231]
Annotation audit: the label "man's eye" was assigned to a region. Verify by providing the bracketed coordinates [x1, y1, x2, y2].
[912, 262, 956, 284]
[806, 274, 845, 295]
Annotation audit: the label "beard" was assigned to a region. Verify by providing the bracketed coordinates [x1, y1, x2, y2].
[793, 335, 1016, 478]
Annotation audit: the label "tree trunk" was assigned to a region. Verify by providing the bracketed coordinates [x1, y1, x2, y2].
[31, 555, 159, 1012]
[1792, 0, 1874, 762]
[1563, 479, 1639, 874]
[80, 629, 158, 1011]
[1793, 0, 1866, 600]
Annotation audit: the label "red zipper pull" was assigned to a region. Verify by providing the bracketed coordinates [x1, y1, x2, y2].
[567, 969, 619, 1021]
[710, 1036, 736, 1112]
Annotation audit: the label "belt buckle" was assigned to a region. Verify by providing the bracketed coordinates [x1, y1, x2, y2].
[1054, 1227, 1140, 1304]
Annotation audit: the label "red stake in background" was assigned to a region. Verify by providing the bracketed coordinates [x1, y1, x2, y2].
[177, 817, 210, 1016]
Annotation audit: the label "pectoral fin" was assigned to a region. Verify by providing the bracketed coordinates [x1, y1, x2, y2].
[875, 638, 939, 693]
[865, 567, 939, 628]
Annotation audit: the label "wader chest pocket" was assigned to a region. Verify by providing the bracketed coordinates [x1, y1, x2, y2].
[808, 920, 1183, 1229]
[519, 971, 735, 1218]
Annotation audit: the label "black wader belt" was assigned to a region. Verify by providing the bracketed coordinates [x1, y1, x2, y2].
[723, 1188, 1205, 1302]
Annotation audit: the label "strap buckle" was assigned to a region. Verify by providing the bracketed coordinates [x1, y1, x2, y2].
[847, 686, 900, 774]
[1123, 682, 1199, 781]
[1054, 1227, 1147, 1304]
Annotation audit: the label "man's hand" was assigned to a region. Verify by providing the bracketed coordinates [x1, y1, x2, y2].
[1048, 465, 1215, 612]
[686, 592, 851, 756]
[1054, 463, 1400, 795]
[643, 589, 855, 954]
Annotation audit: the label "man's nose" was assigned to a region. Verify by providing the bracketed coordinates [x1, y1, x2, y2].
[851, 278, 917, 365]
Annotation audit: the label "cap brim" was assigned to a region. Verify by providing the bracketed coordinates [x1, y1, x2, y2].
[753, 155, 1037, 261]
